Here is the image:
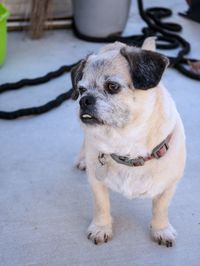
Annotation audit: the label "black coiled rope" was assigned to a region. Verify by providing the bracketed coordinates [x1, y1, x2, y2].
[0, 65, 76, 119]
[0, 0, 199, 120]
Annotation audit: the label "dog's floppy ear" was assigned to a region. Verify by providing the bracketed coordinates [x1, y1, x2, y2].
[120, 47, 169, 90]
[71, 59, 86, 100]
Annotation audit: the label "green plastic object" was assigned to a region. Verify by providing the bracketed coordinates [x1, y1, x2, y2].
[0, 3, 10, 66]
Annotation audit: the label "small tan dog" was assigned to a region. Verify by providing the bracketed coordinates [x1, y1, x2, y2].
[71, 38, 186, 247]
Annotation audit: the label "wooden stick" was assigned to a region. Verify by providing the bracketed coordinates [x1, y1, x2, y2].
[30, 0, 52, 39]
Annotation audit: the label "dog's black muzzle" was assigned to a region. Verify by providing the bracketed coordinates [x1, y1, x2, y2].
[79, 95, 96, 110]
[79, 95, 101, 125]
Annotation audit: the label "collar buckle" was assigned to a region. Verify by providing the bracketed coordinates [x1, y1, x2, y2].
[131, 156, 145, 167]
[151, 140, 169, 159]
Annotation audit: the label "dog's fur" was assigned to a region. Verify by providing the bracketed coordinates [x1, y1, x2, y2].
[72, 38, 186, 247]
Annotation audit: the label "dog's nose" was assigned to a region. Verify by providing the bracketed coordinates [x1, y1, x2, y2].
[79, 95, 96, 109]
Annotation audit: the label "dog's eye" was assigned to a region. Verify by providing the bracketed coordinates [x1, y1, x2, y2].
[105, 82, 120, 94]
[79, 86, 87, 95]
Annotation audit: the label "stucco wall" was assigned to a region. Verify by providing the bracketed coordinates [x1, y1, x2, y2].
[6, 0, 72, 20]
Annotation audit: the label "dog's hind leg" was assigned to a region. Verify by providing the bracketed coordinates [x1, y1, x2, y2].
[150, 181, 177, 247]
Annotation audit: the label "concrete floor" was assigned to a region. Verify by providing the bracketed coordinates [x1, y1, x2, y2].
[0, 1, 200, 265]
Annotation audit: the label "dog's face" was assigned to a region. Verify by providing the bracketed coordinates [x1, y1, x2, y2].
[71, 41, 169, 128]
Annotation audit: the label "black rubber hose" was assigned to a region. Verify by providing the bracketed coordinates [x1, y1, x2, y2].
[0, 89, 73, 120]
[0, 64, 76, 93]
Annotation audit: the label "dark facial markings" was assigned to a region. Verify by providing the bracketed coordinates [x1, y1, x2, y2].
[120, 47, 169, 90]
[78, 79, 121, 97]
[104, 81, 121, 95]
[71, 59, 86, 100]
[79, 86, 87, 95]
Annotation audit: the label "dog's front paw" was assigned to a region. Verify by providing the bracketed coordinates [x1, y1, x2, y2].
[151, 224, 177, 247]
[87, 222, 113, 245]
[75, 158, 86, 171]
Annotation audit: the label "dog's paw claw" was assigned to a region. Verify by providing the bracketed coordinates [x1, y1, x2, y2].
[158, 237, 162, 245]
[75, 158, 86, 171]
[166, 240, 173, 248]
[87, 232, 92, 239]
[87, 223, 112, 245]
[151, 224, 177, 248]
[104, 233, 108, 243]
